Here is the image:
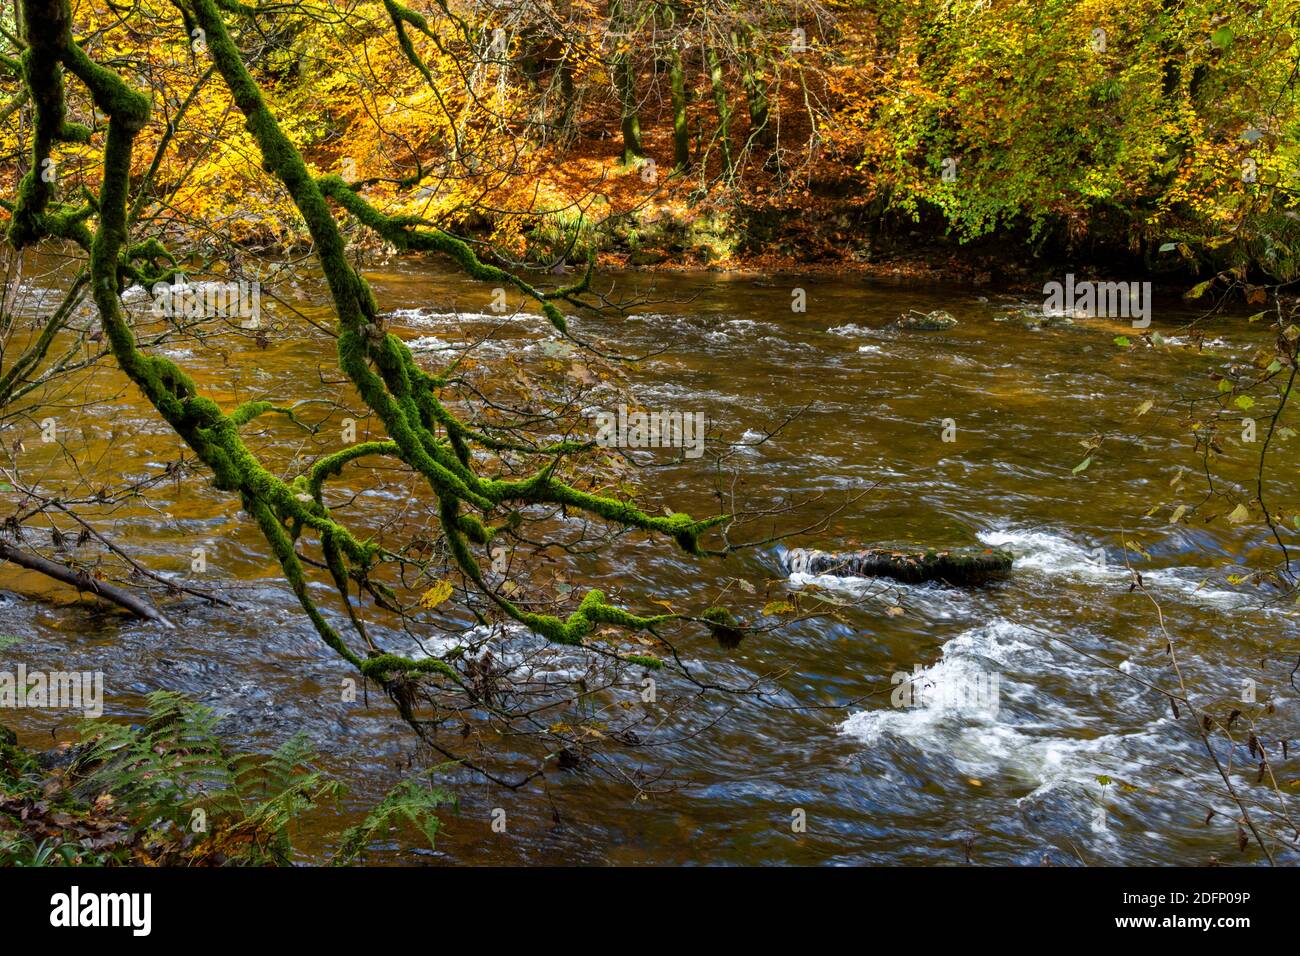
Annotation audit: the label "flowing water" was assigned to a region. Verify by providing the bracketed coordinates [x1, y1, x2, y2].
[2, 253, 1297, 865]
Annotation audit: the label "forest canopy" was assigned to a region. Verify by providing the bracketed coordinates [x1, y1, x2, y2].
[2, 0, 1296, 278]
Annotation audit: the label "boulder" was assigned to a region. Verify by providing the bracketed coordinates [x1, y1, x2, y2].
[786, 546, 1013, 586]
[894, 309, 958, 331]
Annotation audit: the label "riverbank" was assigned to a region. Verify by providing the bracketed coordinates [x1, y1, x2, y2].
[0, 722, 138, 866]
[0, 692, 446, 866]
[383, 185, 1287, 302]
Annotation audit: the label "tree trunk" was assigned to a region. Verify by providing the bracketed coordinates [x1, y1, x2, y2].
[670, 45, 690, 172]
[611, 0, 644, 165]
[735, 28, 772, 151]
[557, 51, 578, 145]
[707, 46, 733, 177]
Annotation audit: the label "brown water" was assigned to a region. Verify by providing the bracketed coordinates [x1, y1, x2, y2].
[1, 252, 1296, 865]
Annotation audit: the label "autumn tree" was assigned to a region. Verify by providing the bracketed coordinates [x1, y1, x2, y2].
[0, 0, 835, 787]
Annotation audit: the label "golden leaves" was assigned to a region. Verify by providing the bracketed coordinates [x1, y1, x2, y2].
[418, 578, 454, 609]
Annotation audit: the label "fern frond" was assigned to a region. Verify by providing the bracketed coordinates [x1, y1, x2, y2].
[333, 777, 456, 865]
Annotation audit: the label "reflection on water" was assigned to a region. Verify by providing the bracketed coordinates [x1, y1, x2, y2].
[1, 255, 1296, 865]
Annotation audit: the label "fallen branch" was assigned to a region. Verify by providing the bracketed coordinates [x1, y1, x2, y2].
[48, 501, 234, 608]
[0, 540, 174, 627]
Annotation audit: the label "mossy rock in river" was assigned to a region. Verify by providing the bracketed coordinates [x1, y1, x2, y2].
[786, 546, 1013, 585]
[893, 310, 958, 331]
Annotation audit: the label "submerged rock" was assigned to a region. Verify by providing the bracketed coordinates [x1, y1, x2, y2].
[894, 309, 958, 331]
[993, 311, 1075, 330]
[785, 546, 1013, 586]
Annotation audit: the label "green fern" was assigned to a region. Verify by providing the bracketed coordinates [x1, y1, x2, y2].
[77, 691, 234, 825]
[72, 692, 337, 864]
[333, 777, 456, 865]
[4, 693, 457, 865]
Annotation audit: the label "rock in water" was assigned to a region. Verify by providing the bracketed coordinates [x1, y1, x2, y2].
[992, 311, 1074, 330]
[893, 309, 958, 331]
[786, 546, 1013, 585]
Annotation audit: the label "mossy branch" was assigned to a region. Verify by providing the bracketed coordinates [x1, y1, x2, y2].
[12, 0, 730, 702]
[316, 174, 573, 335]
[229, 400, 316, 432]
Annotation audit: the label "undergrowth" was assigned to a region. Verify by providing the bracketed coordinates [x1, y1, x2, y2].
[0, 691, 453, 866]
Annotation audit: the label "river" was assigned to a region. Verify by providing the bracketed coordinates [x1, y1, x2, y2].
[1, 253, 1296, 865]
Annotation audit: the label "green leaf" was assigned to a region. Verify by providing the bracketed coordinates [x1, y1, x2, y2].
[1072, 457, 1092, 474]
[762, 601, 794, 616]
[1113, 336, 1131, 348]
[1211, 26, 1234, 48]
[1158, 242, 1177, 253]
[1234, 395, 1255, 410]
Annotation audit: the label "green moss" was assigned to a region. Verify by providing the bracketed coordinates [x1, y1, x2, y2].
[359, 653, 456, 681]
[701, 606, 746, 645]
[308, 441, 400, 500]
[229, 401, 314, 432]
[14, 0, 729, 706]
[622, 654, 664, 670]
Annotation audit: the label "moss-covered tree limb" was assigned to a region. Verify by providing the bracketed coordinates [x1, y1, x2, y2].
[10, 0, 396, 671]
[10, 0, 730, 701]
[6, 0, 91, 249]
[186, 0, 726, 620]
